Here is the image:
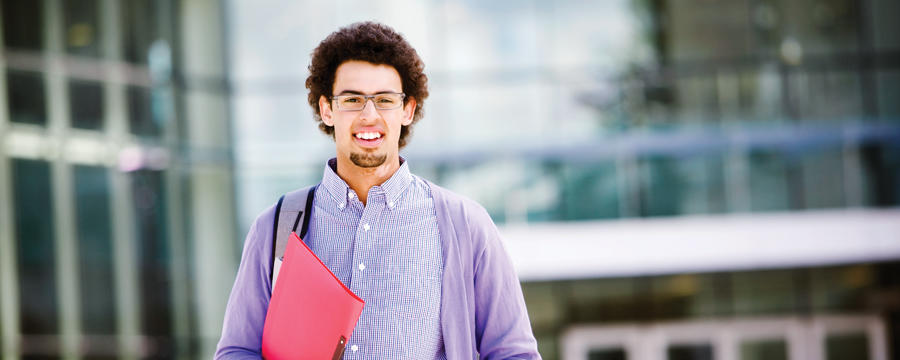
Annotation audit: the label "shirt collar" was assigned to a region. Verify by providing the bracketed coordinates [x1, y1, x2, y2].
[380, 157, 413, 209]
[320, 157, 414, 210]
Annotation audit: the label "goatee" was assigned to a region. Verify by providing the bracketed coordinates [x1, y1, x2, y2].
[350, 152, 387, 168]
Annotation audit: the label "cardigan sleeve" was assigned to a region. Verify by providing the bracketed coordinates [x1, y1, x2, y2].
[214, 207, 275, 359]
[468, 204, 542, 359]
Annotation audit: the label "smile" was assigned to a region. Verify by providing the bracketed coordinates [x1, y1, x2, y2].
[352, 130, 385, 149]
[355, 132, 382, 140]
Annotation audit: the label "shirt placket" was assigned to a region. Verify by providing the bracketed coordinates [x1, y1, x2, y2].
[346, 188, 384, 357]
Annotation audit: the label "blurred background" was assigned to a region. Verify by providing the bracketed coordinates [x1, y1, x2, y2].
[0, 0, 898, 359]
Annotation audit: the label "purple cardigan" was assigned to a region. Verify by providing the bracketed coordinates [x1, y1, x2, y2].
[216, 181, 541, 359]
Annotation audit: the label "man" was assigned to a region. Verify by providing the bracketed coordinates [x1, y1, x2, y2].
[216, 22, 540, 359]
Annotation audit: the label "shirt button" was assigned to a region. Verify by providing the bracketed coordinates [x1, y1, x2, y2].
[338, 203, 345, 209]
[363, 223, 370, 231]
[358, 263, 366, 271]
[348, 191, 356, 199]
[351, 345, 358, 352]
[387, 201, 394, 209]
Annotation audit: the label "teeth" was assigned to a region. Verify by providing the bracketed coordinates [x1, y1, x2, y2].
[355, 132, 381, 140]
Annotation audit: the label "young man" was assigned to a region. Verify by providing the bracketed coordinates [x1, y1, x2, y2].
[216, 22, 540, 359]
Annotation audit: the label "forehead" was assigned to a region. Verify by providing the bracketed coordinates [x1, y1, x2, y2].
[333, 60, 402, 94]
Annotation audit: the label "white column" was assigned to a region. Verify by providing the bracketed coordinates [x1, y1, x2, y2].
[100, 0, 142, 358]
[44, 0, 82, 359]
[0, 6, 22, 357]
[109, 169, 141, 360]
[180, 0, 239, 358]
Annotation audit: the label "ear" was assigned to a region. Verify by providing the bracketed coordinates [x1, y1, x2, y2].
[319, 95, 334, 126]
[402, 97, 416, 126]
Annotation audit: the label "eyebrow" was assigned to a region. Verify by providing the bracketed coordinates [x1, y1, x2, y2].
[334, 89, 400, 95]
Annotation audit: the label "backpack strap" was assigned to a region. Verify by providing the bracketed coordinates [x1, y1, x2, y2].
[270, 184, 319, 286]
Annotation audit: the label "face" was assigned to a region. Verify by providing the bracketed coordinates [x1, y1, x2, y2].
[319, 60, 416, 169]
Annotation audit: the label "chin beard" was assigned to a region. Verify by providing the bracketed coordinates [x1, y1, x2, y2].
[350, 152, 387, 168]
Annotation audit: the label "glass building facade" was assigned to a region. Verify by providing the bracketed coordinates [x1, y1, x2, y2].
[230, 0, 899, 225]
[1, 0, 236, 358]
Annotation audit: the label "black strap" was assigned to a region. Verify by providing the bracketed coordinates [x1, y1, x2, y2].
[299, 185, 318, 239]
[270, 195, 286, 284]
[291, 208, 303, 233]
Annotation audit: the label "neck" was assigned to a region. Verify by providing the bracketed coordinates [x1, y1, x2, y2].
[335, 154, 401, 206]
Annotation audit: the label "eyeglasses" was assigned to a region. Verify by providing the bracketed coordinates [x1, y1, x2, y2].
[331, 92, 406, 111]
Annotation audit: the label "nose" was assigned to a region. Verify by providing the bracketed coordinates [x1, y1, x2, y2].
[359, 98, 380, 120]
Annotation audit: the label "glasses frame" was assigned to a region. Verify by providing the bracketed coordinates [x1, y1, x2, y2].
[330, 92, 407, 111]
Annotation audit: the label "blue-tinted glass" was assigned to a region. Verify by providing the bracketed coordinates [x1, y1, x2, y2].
[875, 70, 900, 118]
[12, 159, 58, 337]
[799, 149, 845, 209]
[127, 86, 159, 137]
[74, 166, 116, 335]
[69, 80, 104, 130]
[637, 154, 727, 217]
[1, 0, 43, 50]
[639, 156, 683, 217]
[557, 161, 620, 220]
[747, 151, 793, 211]
[130, 170, 173, 357]
[6, 70, 47, 125]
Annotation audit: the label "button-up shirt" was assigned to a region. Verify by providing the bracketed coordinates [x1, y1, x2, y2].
[307, 158, 445, 359]
[216, 159, 541, 359]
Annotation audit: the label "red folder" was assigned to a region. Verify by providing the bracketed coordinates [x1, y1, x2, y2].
[262, 232, 365, 360]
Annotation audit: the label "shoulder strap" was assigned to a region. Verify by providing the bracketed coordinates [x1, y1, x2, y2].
[270, 184, 319, 285]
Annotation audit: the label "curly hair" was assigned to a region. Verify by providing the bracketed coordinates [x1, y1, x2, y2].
[306, 22, 428, 149]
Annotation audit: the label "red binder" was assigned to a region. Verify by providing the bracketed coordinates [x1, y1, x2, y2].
[262, 232, 365, 360]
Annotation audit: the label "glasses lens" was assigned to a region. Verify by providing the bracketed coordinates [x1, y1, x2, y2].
[373, 94, 402, 109]
[337, 95, 365, 110]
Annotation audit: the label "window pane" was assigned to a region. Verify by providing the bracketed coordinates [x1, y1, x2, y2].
[860, 144, 900, 207]
[668, 344, 713, 360]
[668, 0, 753, 62]
[732, 269, 799, 314]
[558, 161, 621, 220]
[6, 70, 47, 125]
[799, 148, 845, 209]
[12, 159, 58, 336]
[127, 86, 159, 137]
[63, 0, 100, 57]
[120, 0, 158, 64]
[130, 170, 173, 357]
[74, 165, 116, 336]
[69, 79, 104, 130]
[876, 70, 900, 118]
[638, 155, 725, 217]
[788, 71, 863, 122]
[639, 156, 682, 216]
[747, 151, 792, 211]
[1, 0, 43, 50]
[589, 347, 627, 360]
[826, 333, 869, 360]
[740, 339, 787, 360]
